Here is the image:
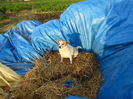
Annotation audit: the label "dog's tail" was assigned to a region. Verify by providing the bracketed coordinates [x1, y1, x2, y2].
[76, 46, 82, 49]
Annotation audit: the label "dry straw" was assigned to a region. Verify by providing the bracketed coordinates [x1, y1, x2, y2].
[9, 51, 102, 99]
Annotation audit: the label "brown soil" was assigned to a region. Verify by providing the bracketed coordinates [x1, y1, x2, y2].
[0, 10, 62, 33]
[8, 51, 102, 99]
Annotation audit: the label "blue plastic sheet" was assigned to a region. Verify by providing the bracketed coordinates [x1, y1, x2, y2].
[0, 20, 42, 75]
[1, 0, 133, 99]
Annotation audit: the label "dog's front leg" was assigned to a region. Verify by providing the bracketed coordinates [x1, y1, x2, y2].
[69, 56, 73, 64]
[61, 56, 63, 62]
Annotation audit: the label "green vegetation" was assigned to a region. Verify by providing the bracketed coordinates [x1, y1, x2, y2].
[0, 6, 8, 20]
[0, 0, 83, 13]
[0, 0, 83, 33]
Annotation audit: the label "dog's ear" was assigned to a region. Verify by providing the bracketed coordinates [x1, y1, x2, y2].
[56, 40, 60, 43]
[66, 41, 70, 44]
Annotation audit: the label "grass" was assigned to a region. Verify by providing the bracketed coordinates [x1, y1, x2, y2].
[0, 0, 83, 33]
[0, 0, 83, 13]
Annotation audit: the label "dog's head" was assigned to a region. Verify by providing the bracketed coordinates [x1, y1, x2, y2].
[56, 40, 70, 48]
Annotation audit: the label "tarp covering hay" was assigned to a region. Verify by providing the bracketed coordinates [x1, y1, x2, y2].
[8, 52, 102, 99]
[2, 0, 133, 98]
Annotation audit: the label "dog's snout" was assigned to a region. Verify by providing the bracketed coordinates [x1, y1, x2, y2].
[59, 46, 61, 48]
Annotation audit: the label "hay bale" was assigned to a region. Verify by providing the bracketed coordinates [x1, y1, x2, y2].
[9, 51, 102, 99]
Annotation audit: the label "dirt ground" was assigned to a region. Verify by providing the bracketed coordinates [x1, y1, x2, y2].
[0, 10, 62, 33]
[7, 51, 102, 99]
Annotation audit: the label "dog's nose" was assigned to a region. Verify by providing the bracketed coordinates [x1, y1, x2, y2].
[59, 46, 61, 48]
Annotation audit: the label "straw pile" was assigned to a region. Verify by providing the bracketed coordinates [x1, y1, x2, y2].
[9, 51, 102, 99]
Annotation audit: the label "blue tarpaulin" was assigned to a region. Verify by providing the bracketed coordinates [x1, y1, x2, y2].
[1, 0, 133, 99]
[0, 20, 42, 75]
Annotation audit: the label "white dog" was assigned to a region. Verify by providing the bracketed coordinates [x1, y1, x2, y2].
[57, 40, 81, 64]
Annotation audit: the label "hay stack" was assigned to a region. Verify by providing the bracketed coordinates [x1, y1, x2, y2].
[9, 51, 102, 99]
